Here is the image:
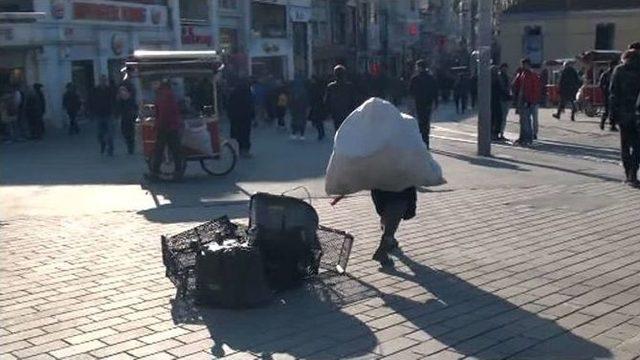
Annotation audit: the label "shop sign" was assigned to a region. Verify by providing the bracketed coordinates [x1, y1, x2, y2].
[72, 0, 167, 26]
[289, 6, 311, 22]
[111, 33, 125, 55]
[181, 26, 213, 46]
[51, 0, 65, 19]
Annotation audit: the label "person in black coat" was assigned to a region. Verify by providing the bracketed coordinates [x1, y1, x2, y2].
[409, 59, 439, 149]
[62, 83, 81, 135]
[553, 61, 581, 121]
[609, 50, 640, 187]
[490, 65, 504, 140]
[453, 73, 470, 114]
[324, 65, 359, 131]
[599, 60, 618, 131]
[307, 76, 326, 140]
[25, 83, 46, 140]
[227, 78, 255, 158]
[114, 85, 138, 154]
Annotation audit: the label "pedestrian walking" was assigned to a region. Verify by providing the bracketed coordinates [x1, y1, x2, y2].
[512, 58, 542, 146]
[91, 75, 115, 155]
[389, 76, 405, 106]
[114, 85, 137, 154]
[470, 73, 478, 109]
[289, 75, 309, 140]
[1, 84, 24, 142]
[24, 83, 46, 140]
[227, 78, 255, 158]
[409, 59, 439, 149]
[552, 61, 581, 121]
[599, 60, 618, 131]
[490, 66, 504, 140]
[148, 80, 183, 180]
[609, 49, 640, 187]
[371, 187, 417, 267]
[275, 84, 288, 129]
[308, 76, 326, 141]
[453, 73, 470, 114]
[62, 83, 81, 135]
[498, 63, 512, 140]
[324, 65, 359, 131]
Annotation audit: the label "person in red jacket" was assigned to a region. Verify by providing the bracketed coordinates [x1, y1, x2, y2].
[148, 80, 183, 181]
[511, 58, 542, 146]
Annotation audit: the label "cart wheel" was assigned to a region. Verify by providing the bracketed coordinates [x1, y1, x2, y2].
[200, 142, 237, 176]
[584, 103, 598, 118]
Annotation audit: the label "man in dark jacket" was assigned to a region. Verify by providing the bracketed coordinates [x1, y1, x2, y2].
[409, 59, 438, 149]
[610, 50, 640, 187]
[91, 75, 115, 155]
[227, 78, 255, 158]
[324, 65, 359, 131]
[599, 60, 618, 131]
[25, 83, 46, 140]
[62, 82, 81, 135]
[553, 61, 581, 121]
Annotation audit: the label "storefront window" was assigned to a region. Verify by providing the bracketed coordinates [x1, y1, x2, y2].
[0, 0, 33, 12]
[251, 2, 286, 38]
[180, 0, 209, 22]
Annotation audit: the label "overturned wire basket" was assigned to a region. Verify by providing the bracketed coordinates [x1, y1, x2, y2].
[161, 217, 354, 298]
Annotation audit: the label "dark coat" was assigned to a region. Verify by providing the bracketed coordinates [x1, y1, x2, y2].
[371, 187, 417, 220]
[558, 66, 581, 98]
[63, 90, 81, 115]
[114, 97, 137, 123]
[610, 61, 640, 117]
[25, 89, 45, 120]
[91, 85, 114, 116]
[324, 79, 358, 123]
[410, 70, 439, 108]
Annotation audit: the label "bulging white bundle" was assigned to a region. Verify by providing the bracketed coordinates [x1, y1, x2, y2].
[325, 97, 445, 195]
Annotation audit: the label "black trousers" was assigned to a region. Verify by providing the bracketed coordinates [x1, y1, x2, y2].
[556, 97, 577, 119]
[121, 118, 135, 154]
[416, 103, 432, 149]
[230, 116, 251, 151]
[600, 92, 616, 128]
[68, 112, 80, 134]
[455, 95, 467, 114]
[28, 115, 44, 139]
[618, 112, 640, 181]
[151, 128, 183, 177]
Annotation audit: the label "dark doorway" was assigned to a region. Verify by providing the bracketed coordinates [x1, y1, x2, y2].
[595, 23, 615, 50]
[71, 60, 95, 105]
[293, 22, 308, 77]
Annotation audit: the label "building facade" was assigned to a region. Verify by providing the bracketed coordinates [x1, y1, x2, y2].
[1, 0, 173, 128]
[498, 1, 640, 70]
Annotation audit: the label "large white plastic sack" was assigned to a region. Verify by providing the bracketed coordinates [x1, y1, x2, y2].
[325, 97, 445, 195]
[181, 119, 213, 155]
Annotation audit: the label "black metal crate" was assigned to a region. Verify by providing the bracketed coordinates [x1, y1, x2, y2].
[317, 225, 354, 274]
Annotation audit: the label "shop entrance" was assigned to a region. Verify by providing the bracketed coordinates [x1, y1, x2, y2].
[71, 60, 95, 106]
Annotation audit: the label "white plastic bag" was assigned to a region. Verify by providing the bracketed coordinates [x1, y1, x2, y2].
[325, 97, 445, 195]
[181, 119, 213, 155]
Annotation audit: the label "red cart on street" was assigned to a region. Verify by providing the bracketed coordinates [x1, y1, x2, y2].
[576, 50, 622, 117]
[123, 50, 237, 179]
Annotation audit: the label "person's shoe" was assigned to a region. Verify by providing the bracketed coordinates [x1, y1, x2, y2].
[372, 247, 394, 268]
[299, 136, 306, 141]
[610, 126, 618, 132]
[240, 150, 253, 159]
[533, 135, 538, 140]
[289, 134, 297, 140]
[552, 113, 560, 119]
[600, 121, 605, 130]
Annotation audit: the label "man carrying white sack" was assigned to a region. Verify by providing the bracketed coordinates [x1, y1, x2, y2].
[326, 98, 445, 267]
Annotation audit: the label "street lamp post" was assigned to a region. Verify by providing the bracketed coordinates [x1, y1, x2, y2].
[477, 0, 492, 156]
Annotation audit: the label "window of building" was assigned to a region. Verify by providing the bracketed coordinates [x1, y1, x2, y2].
[330, 5, 346, 45]
[0, 0, 33, 12]
[410, 0, 416, 12]
[179, 0, 209, 22]
[595, 23, 615, 50]
[251, 2, 286, 38]
[522, 25, 543, 67]
[219, 0, 238, 10]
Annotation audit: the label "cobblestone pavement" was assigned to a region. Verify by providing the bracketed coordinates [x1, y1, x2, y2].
[1, 104, 639, 359]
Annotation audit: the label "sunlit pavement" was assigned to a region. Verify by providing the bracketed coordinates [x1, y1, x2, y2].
[1, 104, 639, 359]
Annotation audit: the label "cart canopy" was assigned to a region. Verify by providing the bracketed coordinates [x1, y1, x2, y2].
[578, 50, 622, 64]
[124, 50, 224, 77]
[544, 58, 576, 67]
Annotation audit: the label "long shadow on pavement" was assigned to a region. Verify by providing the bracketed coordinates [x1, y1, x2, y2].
[378, 252, 612, 359]
[170, 272, 379, 359]
[431, 149, 529, 172]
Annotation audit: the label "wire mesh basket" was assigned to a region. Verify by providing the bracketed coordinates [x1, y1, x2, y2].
[161, 216, 248, 297]
[317, 225, 354, 274]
